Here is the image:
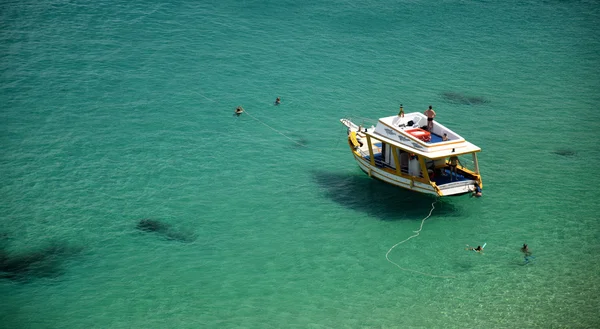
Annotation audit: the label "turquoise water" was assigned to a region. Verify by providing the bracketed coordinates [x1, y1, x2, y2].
[1, 0, 599, 327]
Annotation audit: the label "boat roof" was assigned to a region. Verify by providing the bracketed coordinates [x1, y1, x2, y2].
[366, 112, 481, 159]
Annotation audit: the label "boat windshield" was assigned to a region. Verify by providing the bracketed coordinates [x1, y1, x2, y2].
[426, 153, 480, 184]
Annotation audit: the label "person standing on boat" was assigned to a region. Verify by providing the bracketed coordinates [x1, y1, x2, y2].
[449, 155, 461, 180]
[398, 104, 404, 118]
[424, 105, 436, 131]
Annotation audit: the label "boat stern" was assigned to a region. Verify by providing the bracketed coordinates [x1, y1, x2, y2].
[435, 180, 482, 197]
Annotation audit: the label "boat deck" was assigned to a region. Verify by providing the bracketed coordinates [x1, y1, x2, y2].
[404, 128, 449, 144]
[429, 132, 445, 143]
[431, 168, 470, 184]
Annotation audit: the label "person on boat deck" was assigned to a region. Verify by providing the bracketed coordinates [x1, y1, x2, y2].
[424, 105, 436, 131]
[442, 133, 449, 141]
[398, 104, 404, 118]
[275, 97, 281, 105]
[471, 183, 482, 197]
[234, 106, 244, 116]
[449, 155, 461, 180]
[356, 136, 364, 147]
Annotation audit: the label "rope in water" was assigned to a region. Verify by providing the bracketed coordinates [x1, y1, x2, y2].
[194, 90, 305, 148]
[243, 110, 306, 147]
[385, 199, 455, 278]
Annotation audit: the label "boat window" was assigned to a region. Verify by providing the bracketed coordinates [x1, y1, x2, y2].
[446, 154, 476, 172]
[397, 150, 409, 174]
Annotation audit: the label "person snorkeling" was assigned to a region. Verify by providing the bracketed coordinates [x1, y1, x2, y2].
[466, 244, 484, 253]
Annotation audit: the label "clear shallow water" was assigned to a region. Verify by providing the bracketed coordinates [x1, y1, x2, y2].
[1, 0, 599, 328]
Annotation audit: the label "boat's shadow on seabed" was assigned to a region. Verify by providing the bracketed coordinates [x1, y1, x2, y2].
[311, 170, 460, 221]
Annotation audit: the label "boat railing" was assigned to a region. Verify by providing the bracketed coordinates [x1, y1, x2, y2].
[411, 117, 425, 128]
[358, 149, 370, 158]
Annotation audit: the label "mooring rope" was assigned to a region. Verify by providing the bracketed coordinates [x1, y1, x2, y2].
[385, 199, 455, 278]
[193, 90, 305, 148]
[243, 110, 306, 147]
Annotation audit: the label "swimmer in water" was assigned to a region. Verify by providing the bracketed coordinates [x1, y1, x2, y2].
[521, 243, 530, 255]
[234, 106, 244, 116]
[521, 243, 532, 257]
[274, 97, 281, 105]
[521, 243, 534, 263]
[471, 183, 482, 197]
[466, 245, 484, 253]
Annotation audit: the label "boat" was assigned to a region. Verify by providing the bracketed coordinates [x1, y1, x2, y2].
[340, 109, 483, 197]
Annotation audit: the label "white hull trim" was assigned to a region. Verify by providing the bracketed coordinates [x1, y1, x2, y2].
[354, 154, 439, 196]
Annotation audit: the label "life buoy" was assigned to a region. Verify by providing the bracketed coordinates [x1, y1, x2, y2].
[348, 131, 360, 149]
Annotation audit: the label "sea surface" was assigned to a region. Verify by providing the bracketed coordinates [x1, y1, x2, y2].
[1, 0, 599, 328]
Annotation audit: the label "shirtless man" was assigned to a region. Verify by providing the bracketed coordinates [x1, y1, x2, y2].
[449, 155, 461, 181]
[424, 105, 436, 131]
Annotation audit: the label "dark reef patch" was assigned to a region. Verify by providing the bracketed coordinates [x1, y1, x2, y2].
[441, 92, 489, 105]
[0, 242, 82, 282]
[136, 219, 196, 243]
[293, 137, 308, 147]
[552, 149, 576, 157]
[287, 132, 309, 148]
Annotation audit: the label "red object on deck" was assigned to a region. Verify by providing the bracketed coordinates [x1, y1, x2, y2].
[406, 128, 431, 142]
